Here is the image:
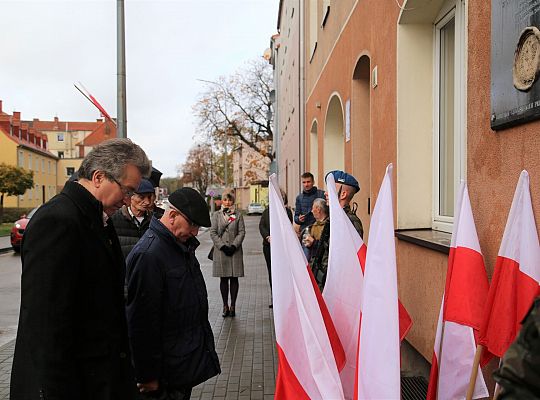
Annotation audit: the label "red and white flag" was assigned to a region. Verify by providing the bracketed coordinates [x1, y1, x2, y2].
[355, 164, 400, 399]
[323, 173, 366, 400]
[269, 174, 345, 400]
[426, 182, 489, 400]
[479, 170, 540, 358]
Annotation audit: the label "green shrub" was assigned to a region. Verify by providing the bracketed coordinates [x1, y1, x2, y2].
[1, 207, 34, 223]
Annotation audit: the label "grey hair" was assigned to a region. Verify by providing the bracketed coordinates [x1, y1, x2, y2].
[78, 138, 151, 181]
[312, 198, 328, 215]
[222, 190, 235, 203]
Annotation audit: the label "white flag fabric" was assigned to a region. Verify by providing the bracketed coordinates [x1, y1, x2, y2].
[323, 173, 366, 400]
[426, 182, 489, 400]
[269, 174, 344, 400]
[356, 164, 400, 400]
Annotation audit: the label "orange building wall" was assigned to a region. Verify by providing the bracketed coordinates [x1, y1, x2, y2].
[467, 0, 540, 278]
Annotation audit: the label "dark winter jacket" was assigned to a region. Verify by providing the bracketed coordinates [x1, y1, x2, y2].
[259, 206, 293, 247]
[126, 217, 220, 389]
[294, 186, 325, 230]
[11, 181, 136, 400]
[111, 205, 152, 259]
[311, 204, 363, 292]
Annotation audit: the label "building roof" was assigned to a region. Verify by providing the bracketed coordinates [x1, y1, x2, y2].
[0, 128, 57, 159]
[26, 118, 107, 132]
[76, 119, 117, 146]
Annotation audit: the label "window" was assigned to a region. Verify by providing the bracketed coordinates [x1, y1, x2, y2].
[433, 1, 466, 233]
[41, 159, 45, 172]
[48, 161, 51, 174]
[58, 151, 64, 158]
[57, 133, 64, 142]
[18, 151, 24, 167]
[28, 154, 32, 170]
[66, 167, 75, 177]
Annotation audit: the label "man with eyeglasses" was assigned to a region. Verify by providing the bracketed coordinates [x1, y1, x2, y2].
[126, 188, 220, 399]
[11, 138, 151, 400]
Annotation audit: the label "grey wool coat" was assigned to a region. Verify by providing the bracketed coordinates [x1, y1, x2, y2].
[210, 210, 245, 277]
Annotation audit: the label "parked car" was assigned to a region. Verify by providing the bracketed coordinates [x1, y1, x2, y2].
[10, 207, 39, 252]
[247, 202, 265, 215]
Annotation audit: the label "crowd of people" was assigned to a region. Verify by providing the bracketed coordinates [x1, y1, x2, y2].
[8, 137, 537, 400]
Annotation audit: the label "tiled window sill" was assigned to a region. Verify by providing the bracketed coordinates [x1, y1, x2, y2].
[395, 229, 451, 254]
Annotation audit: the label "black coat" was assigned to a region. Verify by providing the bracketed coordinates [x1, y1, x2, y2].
[126, 217, 220, 389]
[259, 206, 292, 246]
[10, 182, 136, 400]
[110, 205, 151, 259]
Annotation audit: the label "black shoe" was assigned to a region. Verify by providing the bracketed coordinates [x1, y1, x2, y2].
[229, 306, 236, 317]
[222, 306, 229, 318]
[269, 303, 273, 308]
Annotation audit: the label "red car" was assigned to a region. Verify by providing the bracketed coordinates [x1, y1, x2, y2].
[10, 207, 39, 252]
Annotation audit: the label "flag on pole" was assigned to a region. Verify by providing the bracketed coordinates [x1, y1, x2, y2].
[355, 164, 400, 400]
[426, 182, 489, 400]
[323, 173, 367, 400]
[479, 170, 540, 358]
[269, 174, 345, 400]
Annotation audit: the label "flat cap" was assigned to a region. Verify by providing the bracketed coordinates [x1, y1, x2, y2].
[326, 170, 360, 193]
[168, 188, 211, 227]
[135, 179, 155, 194]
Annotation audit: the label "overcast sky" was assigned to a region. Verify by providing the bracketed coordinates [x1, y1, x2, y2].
[0, 0, 279, 176]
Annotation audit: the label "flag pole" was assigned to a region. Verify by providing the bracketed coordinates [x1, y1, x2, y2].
[465, 344, 484, 400]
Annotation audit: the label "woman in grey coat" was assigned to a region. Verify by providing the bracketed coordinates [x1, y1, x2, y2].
[210, 192, 245, 317]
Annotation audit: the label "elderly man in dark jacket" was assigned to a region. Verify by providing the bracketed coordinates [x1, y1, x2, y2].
[10, 138, 151, 400]
[126, 188, 220, 399]
[112, 178, 155, 258]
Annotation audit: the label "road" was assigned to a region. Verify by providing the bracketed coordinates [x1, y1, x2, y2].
[0, 252, 20, 348]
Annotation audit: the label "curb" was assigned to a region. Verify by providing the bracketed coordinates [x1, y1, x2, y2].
[0, 248, 12, 255]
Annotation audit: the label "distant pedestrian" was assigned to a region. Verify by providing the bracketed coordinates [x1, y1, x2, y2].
[210, 191, 245, 318]
[11, 138, 151, 400]
[111, 178, 155, 259]
[311, 170, 363, 292]
[126, 188, 220, 399]
[294, 172, 325, 257]
[259, 189, 292, 307]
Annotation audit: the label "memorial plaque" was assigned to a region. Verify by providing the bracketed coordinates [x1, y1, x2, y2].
[491, 0, 540, 129]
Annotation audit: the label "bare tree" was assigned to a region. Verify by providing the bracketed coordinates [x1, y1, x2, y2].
[178, 145, 214, 195]
[193, 57, 274, 161]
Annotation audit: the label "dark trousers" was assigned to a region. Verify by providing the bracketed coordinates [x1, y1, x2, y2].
[263, 244, 271, 289]
[138, 386, 192, 400]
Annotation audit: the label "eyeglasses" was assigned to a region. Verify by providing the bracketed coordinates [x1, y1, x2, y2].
[109, 176, 135, 198]
[175, 208, 200, 229]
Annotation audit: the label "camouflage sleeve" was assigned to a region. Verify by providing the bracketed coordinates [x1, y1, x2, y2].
[494, 297, 540, 400]
[348, 214, 364, 239]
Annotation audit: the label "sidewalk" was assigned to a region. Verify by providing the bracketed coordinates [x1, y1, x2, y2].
[0, 237, 11, 254]
[0, 215, 277, 399]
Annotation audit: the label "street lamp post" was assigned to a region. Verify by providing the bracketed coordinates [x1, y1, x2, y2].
[117, 0, 127, 138]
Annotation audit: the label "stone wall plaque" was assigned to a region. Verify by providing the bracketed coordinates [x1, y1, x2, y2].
[491, 0, 540, 130]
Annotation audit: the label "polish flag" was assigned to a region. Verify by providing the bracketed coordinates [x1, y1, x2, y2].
[479, 170, 540, 358]
[269, 174, 345, 400]
[426, 182, 489, 400]
[324, 172, 413, 399]
[355, 164, 400, 399]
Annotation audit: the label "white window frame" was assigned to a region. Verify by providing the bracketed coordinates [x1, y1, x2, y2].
[432, 0, 466, 233]
[57, 133, 64, 142]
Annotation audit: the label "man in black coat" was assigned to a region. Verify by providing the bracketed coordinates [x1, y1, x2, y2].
[111, 178, 155, 259]
[126, 188, 220, 399]
[10, 138, 151, 400]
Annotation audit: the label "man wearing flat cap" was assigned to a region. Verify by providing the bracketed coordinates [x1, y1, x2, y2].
[126, 188, 220, 399]
[311, 170, 364, 291]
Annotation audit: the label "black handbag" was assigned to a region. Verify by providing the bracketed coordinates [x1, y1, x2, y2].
[207, 247, 214, 261]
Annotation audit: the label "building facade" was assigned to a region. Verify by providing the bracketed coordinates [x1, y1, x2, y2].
[272, 0, 540, 391]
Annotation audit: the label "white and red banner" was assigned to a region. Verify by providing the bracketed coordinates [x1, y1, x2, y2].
[479, 170, 540, 358]
[269, 174, 345, 400]
[323, 173, 366, 399]
[426, 182, 489, 400]
[355, 164, 401, 400]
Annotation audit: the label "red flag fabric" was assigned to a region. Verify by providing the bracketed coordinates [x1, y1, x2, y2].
[426, 182, 489, 400]
[479, 170, 540, 358]
[269, 174, 345, 399]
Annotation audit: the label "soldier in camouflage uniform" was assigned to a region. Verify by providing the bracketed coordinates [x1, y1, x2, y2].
[493, 296, 540, 399]
[310, 170, 363, 292]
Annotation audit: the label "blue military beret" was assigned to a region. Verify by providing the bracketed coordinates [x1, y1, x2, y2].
[325, 170, 360, 193]
[135, 179, 155, 194]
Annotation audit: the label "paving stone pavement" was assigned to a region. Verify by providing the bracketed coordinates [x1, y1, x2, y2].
[0, 215, 277, 399]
